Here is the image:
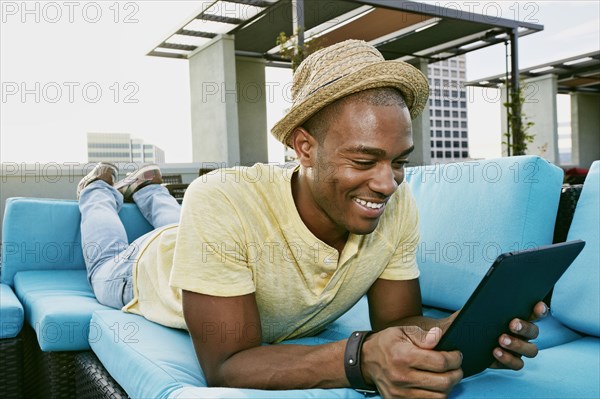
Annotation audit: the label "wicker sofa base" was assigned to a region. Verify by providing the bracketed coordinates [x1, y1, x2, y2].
[22, 324, 83, 399]
[0, 335, 24, 399]
[74, 351, 128, 399]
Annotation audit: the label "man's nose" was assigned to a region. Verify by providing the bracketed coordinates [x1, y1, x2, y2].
[369, 163, 400, 197]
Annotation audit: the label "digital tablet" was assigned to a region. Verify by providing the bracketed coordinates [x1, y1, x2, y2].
[435, 240, 585, 377]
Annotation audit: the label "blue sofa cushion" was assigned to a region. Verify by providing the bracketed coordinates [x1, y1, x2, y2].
[449, 337, 600, 398]
[90, 310, 367, 399]
[1, 198, 153, 286]
[552, 161, 600, 337]
[405, 156, 563, 311]
[0, 283, 24, 339]
[14, 269, 111, 351]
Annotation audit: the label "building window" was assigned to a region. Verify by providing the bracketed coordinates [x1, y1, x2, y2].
[443, 100, 450, 107]
[452, 101, 459, 108]
[444, 141, 451, 148]
[435, 99, 441, 106]
[452, 121, 459, 128]
[460, 111, 467, 118]
[453, 131, 460, 138]
[461, 121, 468, 128]
[436, 151, 443, 158]
[444, 110, 450, 117]
[460, 101, 467, 108]
[445, 151, 452, 157]
[444, 131, 451, 138]
[461, 131, 468, 138]
[436, 120, 442, 127]
[454, 151, 461, 158]
[436, 130, 442, 137]
[462, 141, 468, 148]
[452, 111, 458, 118]
[453, 141, 460, 148]
[435, 110, 442, 117]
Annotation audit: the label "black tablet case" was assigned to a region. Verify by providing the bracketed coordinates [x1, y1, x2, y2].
[435, 240, 585, 377]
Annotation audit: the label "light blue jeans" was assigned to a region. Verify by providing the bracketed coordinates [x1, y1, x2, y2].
[79, 181, 181, 308]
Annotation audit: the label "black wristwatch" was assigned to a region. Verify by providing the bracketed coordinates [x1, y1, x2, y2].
[344, 330, 378, 395]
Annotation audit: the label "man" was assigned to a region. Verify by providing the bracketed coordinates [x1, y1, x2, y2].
[78, 40, 546, 398]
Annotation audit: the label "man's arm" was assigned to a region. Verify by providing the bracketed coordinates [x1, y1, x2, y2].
[183, 289, 347, 389]
[182, 289, 462, 396]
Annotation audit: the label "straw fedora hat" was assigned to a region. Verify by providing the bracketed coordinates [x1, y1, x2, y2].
[272, 39, 429, 148]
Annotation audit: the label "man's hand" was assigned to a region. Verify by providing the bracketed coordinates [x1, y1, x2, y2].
[361, 326, 463, 398]
[490, 301, 549, 370]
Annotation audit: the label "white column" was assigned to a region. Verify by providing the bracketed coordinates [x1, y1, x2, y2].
[409, 58, 432, 166]
[188, 35, 240, 166]
[571, 92, 600, 169]
[501, 74, 559, 163]
[235, 56, 268, 165]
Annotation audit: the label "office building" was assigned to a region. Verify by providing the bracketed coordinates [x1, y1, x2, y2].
[87, 133, 165, 164]
[428, 55, 470, 163]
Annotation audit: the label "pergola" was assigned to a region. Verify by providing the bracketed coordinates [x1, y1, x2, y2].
[466, 51, 600, 167]
[147, 0, 544, 166]
[467, 51, 600, 94]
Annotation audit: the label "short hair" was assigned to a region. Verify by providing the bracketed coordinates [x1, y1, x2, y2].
[302, 87, 407, 144]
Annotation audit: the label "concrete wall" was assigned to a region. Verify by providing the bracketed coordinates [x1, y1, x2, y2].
[571, 92, 600, 169]
[501, 75, 559, 164]
[189, 35, 240, 165]
[0, 162, 206, 242]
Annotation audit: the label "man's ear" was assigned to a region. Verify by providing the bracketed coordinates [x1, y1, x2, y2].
[291, 127, 317, 167]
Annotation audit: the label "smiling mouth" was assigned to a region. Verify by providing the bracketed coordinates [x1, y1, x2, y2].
[353, 197, 385, 210]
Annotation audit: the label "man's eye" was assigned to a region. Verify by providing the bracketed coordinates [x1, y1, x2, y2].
[393, 160, 410, 169]
[352, 160, 375, 166]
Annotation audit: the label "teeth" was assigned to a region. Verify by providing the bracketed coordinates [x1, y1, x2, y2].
[353, 198, 384, 209]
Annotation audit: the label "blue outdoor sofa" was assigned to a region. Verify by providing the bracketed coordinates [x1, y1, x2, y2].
[1, 155, 598, 398]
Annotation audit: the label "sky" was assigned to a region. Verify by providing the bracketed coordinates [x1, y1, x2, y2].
[1, 0, 599, 164]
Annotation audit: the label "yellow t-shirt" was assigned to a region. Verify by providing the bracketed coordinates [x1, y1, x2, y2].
[124, 163, 420, 343]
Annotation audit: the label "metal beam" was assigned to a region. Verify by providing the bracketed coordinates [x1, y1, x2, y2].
[197, 13, 243, 25]
[293, 0, 305, 59]
[159, 43, 198, 52]
[351, 0, 544, 31]
[148, 51, 187, 59]
[509, 28, 523, 155]
[179, 29, 217, 39]
[226, 0, 275, 7]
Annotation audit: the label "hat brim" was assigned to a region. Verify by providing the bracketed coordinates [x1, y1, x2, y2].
[272, 60, 429, 148]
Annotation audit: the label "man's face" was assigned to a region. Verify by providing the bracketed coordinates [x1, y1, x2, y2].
[304, 100, 414, 238]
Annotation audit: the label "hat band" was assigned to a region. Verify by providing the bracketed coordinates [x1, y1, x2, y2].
[307, 74, 345, 97]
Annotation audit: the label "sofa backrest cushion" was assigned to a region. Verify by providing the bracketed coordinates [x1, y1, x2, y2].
[1, 198, 153, 286]
[406, 156, 563, 311]
[552, 160, 600, 337]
